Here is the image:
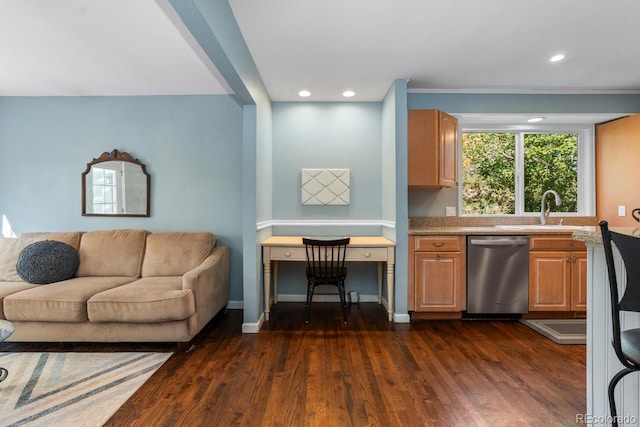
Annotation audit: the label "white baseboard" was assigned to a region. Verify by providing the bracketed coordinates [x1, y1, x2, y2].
[242, 312, 264, 334]
[276, 293, 381, 303]
[393, 313, 411, 323]
[227, 300, 243, 310]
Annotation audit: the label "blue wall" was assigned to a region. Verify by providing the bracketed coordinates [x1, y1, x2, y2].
[269, 102, 385, 297]
[272, 102, 382, 222]
[0, 95, 245, 302]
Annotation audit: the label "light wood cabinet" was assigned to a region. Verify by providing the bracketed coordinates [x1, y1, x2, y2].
[408, 109, 458, 188]
[409, 236, 465, 312]
[528, 235, 587, 312]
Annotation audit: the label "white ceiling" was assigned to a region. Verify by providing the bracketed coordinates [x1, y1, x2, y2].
[0, 0, 231, 96]
[1, 1, 639, 122]
[229, 0, 640, 101]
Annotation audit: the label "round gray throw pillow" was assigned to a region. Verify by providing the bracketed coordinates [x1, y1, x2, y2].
[16, 240, 79, 284]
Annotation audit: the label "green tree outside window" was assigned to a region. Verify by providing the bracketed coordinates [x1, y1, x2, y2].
[462, 132, 578, 215]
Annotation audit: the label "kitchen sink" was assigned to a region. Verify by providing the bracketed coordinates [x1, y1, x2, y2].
[494, 225, 585, 231]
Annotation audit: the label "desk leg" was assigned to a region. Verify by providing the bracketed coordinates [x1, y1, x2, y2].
[387, 263, 394, 321]
[264, 261, 271, 321]
[377, 262, 383, 304]
[273, 261, 279, 303]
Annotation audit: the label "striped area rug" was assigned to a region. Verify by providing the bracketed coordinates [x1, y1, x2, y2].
[0, 352, 171, 426]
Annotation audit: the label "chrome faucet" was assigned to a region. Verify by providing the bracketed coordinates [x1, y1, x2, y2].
[540, 190, 562, 225]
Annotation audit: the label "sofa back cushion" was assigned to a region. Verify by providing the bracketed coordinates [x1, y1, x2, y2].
[0, 237, 45, 281]
[76, 229, 147, 277]
[142, 232, 214, 277]
[20, 232, 83, 251]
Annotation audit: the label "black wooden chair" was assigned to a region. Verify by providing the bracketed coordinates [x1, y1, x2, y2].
[600, 220, 640, 426]
[302, 237, 350, 324]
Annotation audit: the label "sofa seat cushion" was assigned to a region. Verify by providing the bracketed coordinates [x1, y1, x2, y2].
[76, 229, 147, 278]
[0, 281, 40, 319]
[3, 277, 136, 322]
[88, 277, 195, 323]
[142, 232, 214, 277]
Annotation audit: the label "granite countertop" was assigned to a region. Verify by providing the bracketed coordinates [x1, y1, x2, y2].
[409, 217, 640, 245]
[410, 226, 591, 236]
[572, 225, 640, 245]
[409, 216, 599, 237]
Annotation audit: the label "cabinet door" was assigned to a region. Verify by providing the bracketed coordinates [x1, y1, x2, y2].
[408, 109, 458, 188]
[571, 252, 588, 311]
[414, 252, 463, 311]
[439, 111, 458, 187]
[529, 251, 571, 311]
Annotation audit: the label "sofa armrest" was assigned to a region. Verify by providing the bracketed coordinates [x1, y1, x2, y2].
[182, 246, 230, 328]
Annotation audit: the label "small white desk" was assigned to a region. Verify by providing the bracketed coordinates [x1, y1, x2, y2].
[261, 236, 396, 321]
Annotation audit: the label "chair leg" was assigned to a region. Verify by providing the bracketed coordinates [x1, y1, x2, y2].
[608, 367, 636, 426]
[305, 281, 315, 323]
[338, 282, 348, 324]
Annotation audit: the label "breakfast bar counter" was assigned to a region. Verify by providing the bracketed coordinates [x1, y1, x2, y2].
[573, 226, 640, 426]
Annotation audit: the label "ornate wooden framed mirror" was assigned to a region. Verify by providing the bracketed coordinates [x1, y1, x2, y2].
[82, 149, 150, 217]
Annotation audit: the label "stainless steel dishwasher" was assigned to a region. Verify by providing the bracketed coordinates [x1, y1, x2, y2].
[466, 235, 529, 315]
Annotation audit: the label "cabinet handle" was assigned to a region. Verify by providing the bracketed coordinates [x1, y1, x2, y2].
[566, 256, 572, 262]
[433, 242, 444, 248]
[435, 254, 441, 261]
[364, 252, 371, 257]
[285, 251, 291, 257]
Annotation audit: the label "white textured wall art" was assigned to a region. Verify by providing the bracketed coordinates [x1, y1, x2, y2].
[301, 168, 350, 205]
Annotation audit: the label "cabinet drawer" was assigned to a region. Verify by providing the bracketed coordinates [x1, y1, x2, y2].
[530, 235, 587, 251]
[414, 236, 461, 252]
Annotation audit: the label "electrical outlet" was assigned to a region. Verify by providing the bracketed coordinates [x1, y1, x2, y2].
[618, 205, 626, 216]
[445, 206, 456, 217]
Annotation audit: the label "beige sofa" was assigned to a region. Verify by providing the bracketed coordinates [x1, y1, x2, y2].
[0, 229, 230, 345]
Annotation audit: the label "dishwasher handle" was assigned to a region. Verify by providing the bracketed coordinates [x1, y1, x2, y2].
[469, 239, 529, 246]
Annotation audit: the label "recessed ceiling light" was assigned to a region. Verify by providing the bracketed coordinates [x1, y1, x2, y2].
[342, 90, 355, 98]
[550, 54, 565, 63]
[528, 117, 544, 123]
[298, 90, 311, 97]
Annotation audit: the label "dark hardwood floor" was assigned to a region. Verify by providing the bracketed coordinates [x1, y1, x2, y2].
[1, 303, 586, 426]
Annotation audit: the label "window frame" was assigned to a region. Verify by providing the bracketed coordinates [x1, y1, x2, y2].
[458, 123, 595, 217]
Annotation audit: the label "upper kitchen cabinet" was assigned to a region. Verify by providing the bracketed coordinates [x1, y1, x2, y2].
[408, 109, 458, 188]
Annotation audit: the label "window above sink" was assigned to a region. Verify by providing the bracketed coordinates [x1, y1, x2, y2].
[459, 123, 594, 217]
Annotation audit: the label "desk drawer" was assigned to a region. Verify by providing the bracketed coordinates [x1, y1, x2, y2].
[270, 247, 306, 261]
[345, 247, 388, 261]
[268, 246, 387, 262]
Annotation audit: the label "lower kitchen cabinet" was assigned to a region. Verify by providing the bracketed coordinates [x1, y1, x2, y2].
[528, 235, 587, 312]
[409, 235, 466, 312]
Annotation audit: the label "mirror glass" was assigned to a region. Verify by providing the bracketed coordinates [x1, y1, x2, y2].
[82, 150, 150, 217]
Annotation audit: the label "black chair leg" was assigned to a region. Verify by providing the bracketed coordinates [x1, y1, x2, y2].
[305, 281, 314, 323]
[608, 367, 636, 426]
